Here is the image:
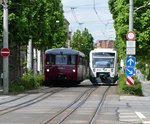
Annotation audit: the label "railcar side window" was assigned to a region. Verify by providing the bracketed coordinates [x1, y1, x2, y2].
[68, 55, 75, 65]
[79, 56, 84, 65]
[56, 55, 67, 65]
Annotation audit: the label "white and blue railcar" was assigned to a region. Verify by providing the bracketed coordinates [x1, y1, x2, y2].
[89, 48, 118, 85]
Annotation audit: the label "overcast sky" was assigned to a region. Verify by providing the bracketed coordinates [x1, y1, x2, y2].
[61, 0, 116, 42]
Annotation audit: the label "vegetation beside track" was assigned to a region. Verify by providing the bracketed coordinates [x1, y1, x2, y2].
[9, 72, 43, 93]
[118, 74, 143, 96]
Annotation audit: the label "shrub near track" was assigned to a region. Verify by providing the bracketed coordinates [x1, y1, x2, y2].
[118, 74, 143, 96]
[9, 72, 43, 93]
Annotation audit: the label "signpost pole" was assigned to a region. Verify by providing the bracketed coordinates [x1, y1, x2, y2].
[2, 0, 9, 94]
[129, 0, 133, 31]
[125, 0, 135, 86]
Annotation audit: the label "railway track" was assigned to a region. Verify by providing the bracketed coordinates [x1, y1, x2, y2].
[89, 86, 110, 124]
[41, 86, 110, 124]
[0, 87, 51, 105]
[0, 87, 64, 116]
[0, 81, 116, 124]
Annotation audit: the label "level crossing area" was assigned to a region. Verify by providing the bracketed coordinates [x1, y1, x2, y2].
[0, 80, 150, 124]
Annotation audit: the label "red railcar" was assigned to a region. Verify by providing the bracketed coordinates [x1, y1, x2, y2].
[44, 47, 86, 85]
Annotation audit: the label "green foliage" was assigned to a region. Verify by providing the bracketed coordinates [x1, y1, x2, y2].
[9, 73, 43, 93]
[118, 74, 143, 96]
[5, 0, 68, 50]
[71, 28, 94, 62]
[108, 0, 150, 66]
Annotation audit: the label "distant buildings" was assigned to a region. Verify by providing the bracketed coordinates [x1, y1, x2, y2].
[95, 40, 115, 48]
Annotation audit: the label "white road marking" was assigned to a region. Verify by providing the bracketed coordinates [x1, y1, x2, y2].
[119, 118, 141, 122]
[0, 96, 10, 100]
[119, 111, 141, 123]
[135, 112, 150, 124]
[135, 112, 146, 119]
[143, 121, 150, 124]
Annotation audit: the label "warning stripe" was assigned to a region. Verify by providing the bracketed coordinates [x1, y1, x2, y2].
[126, 76, 134, 85]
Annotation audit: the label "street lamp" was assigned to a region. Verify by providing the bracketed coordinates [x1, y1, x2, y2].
[126, 1, 150, 85]
[129, 1, 150, 31]
[134, 2, 150, 12]
[0, 0, 9, 94]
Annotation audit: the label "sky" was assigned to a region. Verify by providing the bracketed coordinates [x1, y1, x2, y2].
[61, 0, 116, 43]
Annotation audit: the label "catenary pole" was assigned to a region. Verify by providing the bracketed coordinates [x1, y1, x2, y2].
[3, 0, 9, 94]
[129, 0, 133, 31]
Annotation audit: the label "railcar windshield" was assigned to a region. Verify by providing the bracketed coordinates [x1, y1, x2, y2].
[46, 55, 76, 65]
[92, 52, 115, 68]
[56, 55, 67, 65]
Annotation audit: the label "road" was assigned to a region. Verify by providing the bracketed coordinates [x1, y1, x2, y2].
[0, 80, 150, 124]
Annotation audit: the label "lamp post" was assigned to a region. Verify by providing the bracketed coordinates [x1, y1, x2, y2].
[0, 0, 9, 94]
[129, 1, 150, 31]
[129, 0, 134, 31]
[134, 2, 150, 12]
[126, 1, 150, 86]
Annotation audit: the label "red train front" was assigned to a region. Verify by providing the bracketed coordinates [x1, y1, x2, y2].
[44, 48, 86, 85]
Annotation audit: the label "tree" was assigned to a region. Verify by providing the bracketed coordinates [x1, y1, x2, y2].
[4, 0, 68, 50]
[108, 0, 150, 70]
[71, 28, 94, 62]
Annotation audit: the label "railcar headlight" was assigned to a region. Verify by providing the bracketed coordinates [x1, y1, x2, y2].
[93, 68, 95, 72]
[111, 69, 114, 72]
[73, 69, 76, 72]
[46, 69, 50, 72]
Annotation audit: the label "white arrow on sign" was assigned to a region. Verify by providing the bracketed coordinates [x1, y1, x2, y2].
[127, 69, 134, 75]
[127, 58, 134, 66]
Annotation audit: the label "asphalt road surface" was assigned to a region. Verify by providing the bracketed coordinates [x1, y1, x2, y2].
[0, 80, 150, 124]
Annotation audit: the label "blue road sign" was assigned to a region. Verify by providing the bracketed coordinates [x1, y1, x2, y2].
[126, 56, 136, 67]
[125, 67, 135, 76]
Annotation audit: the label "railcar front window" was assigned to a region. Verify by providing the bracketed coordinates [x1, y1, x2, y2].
[93, 58, 114, 68]
[56, 55, 67, 65]
[92, 52, 115, 68]
[47, 55, 55, 65]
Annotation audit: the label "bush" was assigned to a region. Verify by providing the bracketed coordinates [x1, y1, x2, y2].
[9, 72, 43, 93]
[118, 74, 143, 96]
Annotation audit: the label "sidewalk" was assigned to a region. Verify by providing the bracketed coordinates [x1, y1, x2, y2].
[119, 80, 150, 124]
[141, 80, 150, 96]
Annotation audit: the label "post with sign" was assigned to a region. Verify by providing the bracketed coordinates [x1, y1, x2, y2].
[126, 31, 136, 85]
[0, 0, 9, 93]
[126, 31, 136, 86]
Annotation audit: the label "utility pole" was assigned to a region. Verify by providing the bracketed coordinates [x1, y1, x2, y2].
[1, 0, 9, 93]
[125, 0, 136, 86]
[129, 0, 133, 31]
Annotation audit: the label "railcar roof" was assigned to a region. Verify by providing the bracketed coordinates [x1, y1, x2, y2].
[45, 47, 85, 57]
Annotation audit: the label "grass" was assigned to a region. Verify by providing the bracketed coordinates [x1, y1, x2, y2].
[118, 73, 143, 96]
[9, 72, 43, 93]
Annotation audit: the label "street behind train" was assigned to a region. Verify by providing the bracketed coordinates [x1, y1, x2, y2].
[0, 80, 150, 124]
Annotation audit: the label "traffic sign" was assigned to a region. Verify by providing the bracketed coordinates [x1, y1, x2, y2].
[125, 67, 135, 76]
[126, 40, 136, 47]
[126, 76, 134, 86]
[126, 31, 136, 40]
[126, 47, 136, 55]
[126, 56, 136, 67]
[1, 48, 10, 57]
